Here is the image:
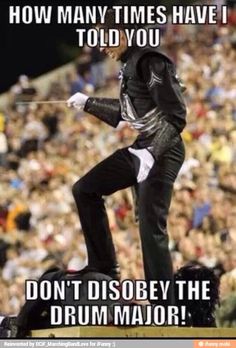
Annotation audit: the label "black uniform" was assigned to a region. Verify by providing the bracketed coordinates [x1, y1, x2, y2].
[72, 46, 186, 306]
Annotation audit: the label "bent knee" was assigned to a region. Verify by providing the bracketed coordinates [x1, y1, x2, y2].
[72, 178, 100, 202]
[72, 179, 86, 198]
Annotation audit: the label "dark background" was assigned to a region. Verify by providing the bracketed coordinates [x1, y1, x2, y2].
[0, 0, 235, 93]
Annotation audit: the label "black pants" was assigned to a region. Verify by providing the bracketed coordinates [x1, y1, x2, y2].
[72, 139, 185, 305]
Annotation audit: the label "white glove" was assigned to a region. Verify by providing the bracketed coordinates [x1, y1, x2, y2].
[128, 148, 155, 183]
[67, 92, 89, 110]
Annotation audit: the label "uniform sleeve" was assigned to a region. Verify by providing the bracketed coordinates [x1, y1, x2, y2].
[139, 54, 166, 111]
[84, 98, 121, 128]
[138, 54, 181, 160]
[139, 53, 186, 132]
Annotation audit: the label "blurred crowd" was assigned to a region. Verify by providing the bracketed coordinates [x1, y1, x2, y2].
[0, 13, 236, 325]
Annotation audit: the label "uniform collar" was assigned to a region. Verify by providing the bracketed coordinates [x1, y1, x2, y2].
[120, 46, 136, 63]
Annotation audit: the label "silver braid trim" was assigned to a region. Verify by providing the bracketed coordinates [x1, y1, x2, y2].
[120, 93, 165, 136]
